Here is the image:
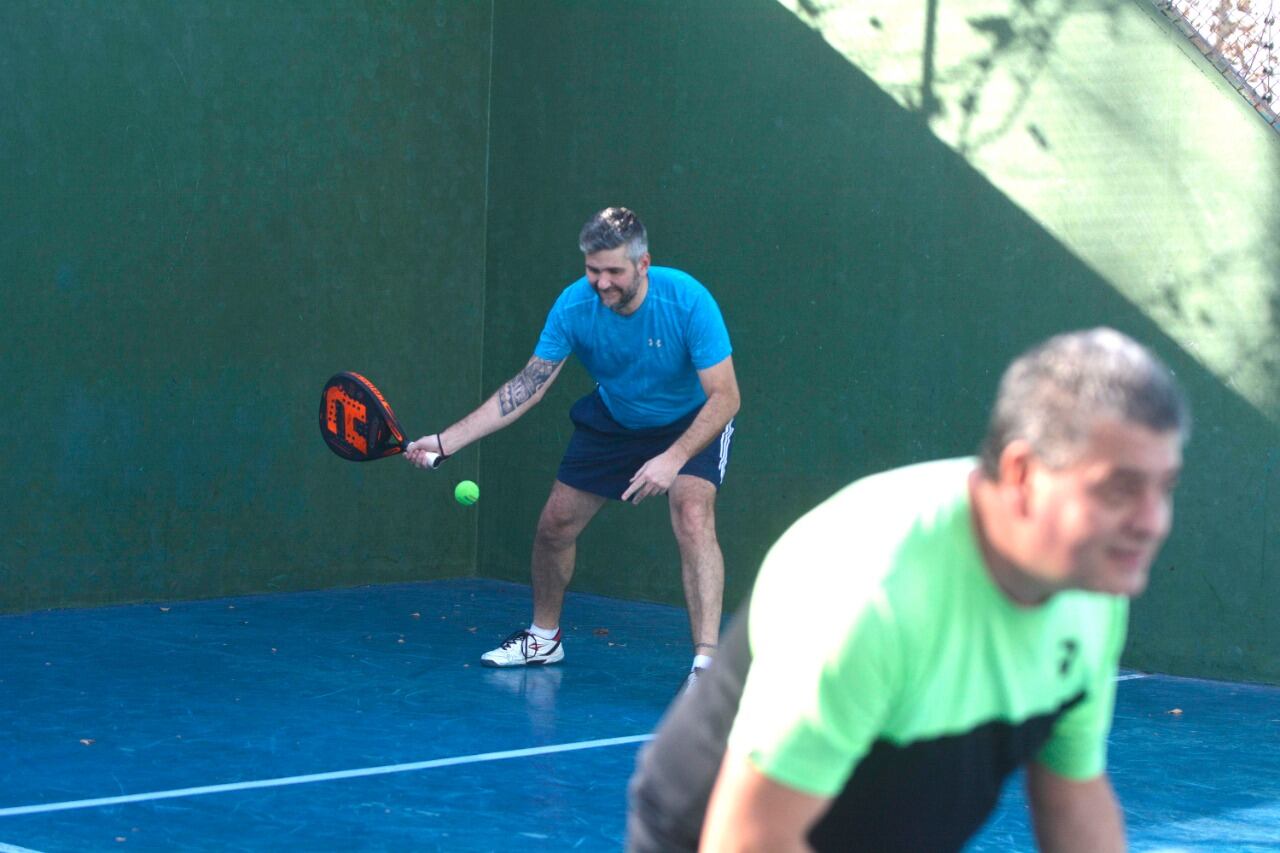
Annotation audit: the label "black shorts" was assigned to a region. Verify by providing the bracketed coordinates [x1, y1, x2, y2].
[557, 389, 735, 500]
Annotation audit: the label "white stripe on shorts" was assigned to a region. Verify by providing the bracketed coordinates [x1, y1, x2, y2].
[717, 418, 735, 484]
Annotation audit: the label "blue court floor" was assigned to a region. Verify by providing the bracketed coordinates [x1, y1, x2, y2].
[1, 579, 1277, 852]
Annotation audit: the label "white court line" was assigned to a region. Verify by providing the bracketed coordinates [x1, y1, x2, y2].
[0, 843, 47, 853]
[0, 673, 1162, 819]
[0, 734, 653, 818]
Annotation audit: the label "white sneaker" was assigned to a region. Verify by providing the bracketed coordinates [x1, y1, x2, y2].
[480, 629, 565, 667]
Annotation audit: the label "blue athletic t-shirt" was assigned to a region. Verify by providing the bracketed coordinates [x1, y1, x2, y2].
[533, 266, 732, 429]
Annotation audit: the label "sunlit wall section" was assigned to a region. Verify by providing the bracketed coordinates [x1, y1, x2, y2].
[777, 0, 1280, 421]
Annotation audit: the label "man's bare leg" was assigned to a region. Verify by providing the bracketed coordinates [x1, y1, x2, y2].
[531, 480, 607, 629]
[668, 475, 724, 654]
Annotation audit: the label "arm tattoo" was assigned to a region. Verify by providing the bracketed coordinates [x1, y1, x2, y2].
[498, 357, 559, 416]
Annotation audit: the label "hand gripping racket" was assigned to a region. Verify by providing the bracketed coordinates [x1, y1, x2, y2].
[319, 372, 443, 467]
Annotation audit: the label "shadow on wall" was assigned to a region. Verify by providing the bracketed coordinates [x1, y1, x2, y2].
[479, 0, 1280, 684]
[780, 0, 1280, 419]
[899, 0, 1135, 155]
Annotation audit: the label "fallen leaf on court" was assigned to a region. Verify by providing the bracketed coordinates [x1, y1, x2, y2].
[467, 626, 477, 633]
[159, 607, 170, 613]
[79, 738, 95, 746]
[1168, 708, 1183, 715]
[411, 612, 421, 619]
[397, 638, 405, 644]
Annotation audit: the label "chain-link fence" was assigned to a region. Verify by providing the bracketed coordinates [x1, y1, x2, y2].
[1155, 0, 1278, 123]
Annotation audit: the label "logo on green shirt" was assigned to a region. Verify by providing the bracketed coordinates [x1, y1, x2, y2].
[1059, 638, 1079, 676]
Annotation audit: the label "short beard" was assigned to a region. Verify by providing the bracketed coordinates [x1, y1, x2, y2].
[610, 281, 639, 311]
[596, 275, 640, 312]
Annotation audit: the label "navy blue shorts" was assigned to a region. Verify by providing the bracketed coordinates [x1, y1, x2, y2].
[557, 390, 735, 500]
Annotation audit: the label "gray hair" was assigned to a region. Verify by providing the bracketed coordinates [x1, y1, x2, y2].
[578, 207, 648, 262]
[978, 328, 1191, 477]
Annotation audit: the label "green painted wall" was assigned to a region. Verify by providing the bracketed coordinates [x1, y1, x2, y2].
[1, 1, 492, 610]
[481, 0, 1279, 683]
[4, 0, 1276, 685]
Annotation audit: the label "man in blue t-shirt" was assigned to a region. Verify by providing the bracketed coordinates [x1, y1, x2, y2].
[405, 208, 740, 685]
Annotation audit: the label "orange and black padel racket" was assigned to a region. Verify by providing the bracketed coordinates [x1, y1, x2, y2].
[319, 372, 442, 467]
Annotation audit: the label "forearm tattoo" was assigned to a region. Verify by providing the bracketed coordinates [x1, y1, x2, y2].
[498, 357, 559, 415]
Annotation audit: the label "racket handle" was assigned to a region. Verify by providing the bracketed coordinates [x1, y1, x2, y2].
[398, 439, 445, 470]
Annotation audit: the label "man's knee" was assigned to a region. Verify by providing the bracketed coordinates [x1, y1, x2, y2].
[536, 485, 602, 547]
[669, 485, 718, 544]
[536, 505, 582, 548]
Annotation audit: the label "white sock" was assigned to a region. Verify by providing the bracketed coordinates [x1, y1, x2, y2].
[692, 654, 713, 671]
[529, 623, 559, 640]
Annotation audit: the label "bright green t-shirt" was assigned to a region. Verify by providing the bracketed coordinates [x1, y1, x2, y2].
[728, 458, 1128, 798]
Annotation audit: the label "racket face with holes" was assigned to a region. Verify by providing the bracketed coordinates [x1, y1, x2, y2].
[319, 372, 407, 461]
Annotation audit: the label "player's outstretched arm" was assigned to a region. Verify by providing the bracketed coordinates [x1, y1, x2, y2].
[1026, 762, 1126, 853]
[404, 355, 565, 469]
[622, 355, 740, 503]
[699, 749, 829, 852]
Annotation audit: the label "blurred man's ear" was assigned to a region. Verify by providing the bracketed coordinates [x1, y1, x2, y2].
[998, 440, 1036, 518]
